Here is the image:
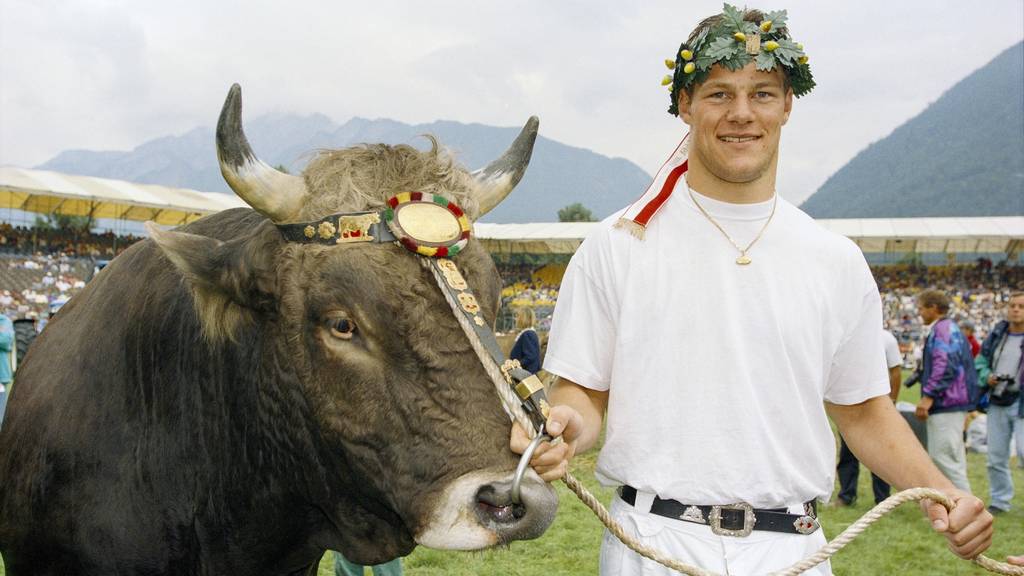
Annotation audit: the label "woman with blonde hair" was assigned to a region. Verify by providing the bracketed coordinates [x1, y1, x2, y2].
[510, 306, 541, 374]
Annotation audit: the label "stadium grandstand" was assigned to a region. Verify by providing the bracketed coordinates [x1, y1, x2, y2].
[0, 167, 247, 343]
[1, 167, 1022, 365]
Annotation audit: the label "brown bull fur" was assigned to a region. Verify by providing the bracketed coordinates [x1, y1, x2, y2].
[0, 138, 555, 575]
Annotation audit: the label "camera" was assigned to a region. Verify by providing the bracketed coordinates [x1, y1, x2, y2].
[992, 373, 1016, 397]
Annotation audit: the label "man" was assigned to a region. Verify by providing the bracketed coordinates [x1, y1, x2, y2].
[913, 290, 977, 492]
[975, 292, 1024, 514]
[962, 321, 981, 358]
[835, 328, 903, 507]
[510, 6, 992, 575]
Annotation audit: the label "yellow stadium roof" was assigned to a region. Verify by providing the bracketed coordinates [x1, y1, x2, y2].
[0, 166, 247, 226]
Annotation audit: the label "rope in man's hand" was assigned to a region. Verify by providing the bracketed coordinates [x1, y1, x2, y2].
[560, 475, 1024, 576]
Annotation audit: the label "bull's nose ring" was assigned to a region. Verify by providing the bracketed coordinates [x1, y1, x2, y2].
[511, 424, 552, 505]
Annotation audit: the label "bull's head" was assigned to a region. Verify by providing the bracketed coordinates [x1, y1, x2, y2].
[146, 85, 556, 564]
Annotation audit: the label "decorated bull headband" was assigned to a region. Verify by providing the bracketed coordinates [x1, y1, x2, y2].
[277, 192, 472, 257]
[663, 3, 815, 115]
[276, 192, 551, 440]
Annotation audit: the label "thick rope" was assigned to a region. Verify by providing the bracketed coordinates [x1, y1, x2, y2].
[560, 476, 1024, 576]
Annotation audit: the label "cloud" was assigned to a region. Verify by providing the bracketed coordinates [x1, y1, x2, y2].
[1, 0, 1021, 207]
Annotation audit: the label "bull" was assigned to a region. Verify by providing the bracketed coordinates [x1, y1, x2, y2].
[0, 85, 557, 575]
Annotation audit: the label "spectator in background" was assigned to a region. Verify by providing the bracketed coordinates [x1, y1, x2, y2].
[913, 290, 977, 492]
[509, 307, 541, 374]
[331, 551, 401, 576]
[974, 292, 1023, 514]
[0, 312, 13, 427]
[962, 321, 981, 358]
[835, 328, 904, 506]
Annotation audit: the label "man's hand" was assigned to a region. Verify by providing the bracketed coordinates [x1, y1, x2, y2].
[509, 405, 584, 482]
[919, 489, 993, 559]
[1007, 554, 1024, 566]
[915, 396, 934, 421]
[987, 374, 999, 386]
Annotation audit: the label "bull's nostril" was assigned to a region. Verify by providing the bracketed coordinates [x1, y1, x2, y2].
[475, 483, 525, 525]
[465, 474, 558, 544]
[475, 483, 509, 507]
[512, 503, 526, 520]
[477, 501, 517, 523]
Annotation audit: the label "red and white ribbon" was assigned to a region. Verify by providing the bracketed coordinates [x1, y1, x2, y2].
[614, 134, 690, 239]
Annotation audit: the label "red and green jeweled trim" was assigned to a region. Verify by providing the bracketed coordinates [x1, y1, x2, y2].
[384, 192, 471, 258]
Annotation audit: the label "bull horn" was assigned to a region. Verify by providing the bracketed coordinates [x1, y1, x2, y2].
[216, 83, 308, 223]
[472, 116, 539, 217]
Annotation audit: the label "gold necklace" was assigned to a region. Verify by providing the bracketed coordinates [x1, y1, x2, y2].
[687, 184, 777, 265]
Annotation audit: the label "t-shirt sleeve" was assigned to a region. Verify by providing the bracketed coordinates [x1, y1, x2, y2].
[883, 331, 903, 369]
[824, 254, 890, 405]
[542, 239, 618, 391]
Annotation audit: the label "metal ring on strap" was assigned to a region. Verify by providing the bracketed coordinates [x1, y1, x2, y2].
[511, 424, 551, 505]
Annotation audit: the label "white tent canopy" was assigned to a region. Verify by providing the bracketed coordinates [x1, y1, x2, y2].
[1, 167, 1020, 257]
[475, 217, 1024, 257]
[816, 217, 1024, 255]
[0, 166, 247, 226]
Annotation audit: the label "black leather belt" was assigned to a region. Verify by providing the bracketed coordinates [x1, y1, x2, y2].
[619, 486, 820, 536]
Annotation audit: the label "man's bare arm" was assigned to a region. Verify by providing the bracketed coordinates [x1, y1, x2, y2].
[888, 365, 901, 403]
[827, 396, 992, 559]
[509, 377, 607, 481]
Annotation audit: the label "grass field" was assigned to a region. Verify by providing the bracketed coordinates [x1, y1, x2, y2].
[2, 383, 1021, 575]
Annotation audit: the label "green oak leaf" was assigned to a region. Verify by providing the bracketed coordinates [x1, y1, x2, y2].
[702, 35, 740, 62]
[773, 38, 803, 66]
[756, 50, 777, 71]
[764, 9, 788, 30]
[721, 3, 747, 30]
[721, 52, 752, 70]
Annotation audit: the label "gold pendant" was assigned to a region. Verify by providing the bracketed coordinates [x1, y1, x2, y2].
[735, 255, 752, 265]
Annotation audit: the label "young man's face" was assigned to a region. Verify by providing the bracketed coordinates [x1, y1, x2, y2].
[1008, 295, 1024, 326]
[679, 63, 793, 184]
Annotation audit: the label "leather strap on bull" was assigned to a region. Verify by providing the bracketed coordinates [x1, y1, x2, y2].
[424, 258, 550, 433]
[275, 193, 551, 438]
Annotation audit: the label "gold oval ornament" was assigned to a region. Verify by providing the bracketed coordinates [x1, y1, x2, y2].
[394, 202, 461, 245]
[735, 255, 752, 265]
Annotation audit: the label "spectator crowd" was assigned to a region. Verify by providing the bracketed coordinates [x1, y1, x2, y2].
[875, 261, 1024, 366]
[494, 260, 1023, 346]
[0, 222, 142, 259]
[0, 221, 1020, 349]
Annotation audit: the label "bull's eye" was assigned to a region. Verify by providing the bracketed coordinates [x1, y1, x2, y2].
[327, 316, 357, 340]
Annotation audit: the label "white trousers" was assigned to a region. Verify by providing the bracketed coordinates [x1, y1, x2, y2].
[600, 492, 831, 576]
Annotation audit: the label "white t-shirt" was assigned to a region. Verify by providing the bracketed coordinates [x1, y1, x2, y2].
[883, 330, 903, 369]
[544, 186, 890, 508]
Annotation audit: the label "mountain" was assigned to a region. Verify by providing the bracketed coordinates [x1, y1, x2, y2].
[800, 42, 1024, 218]
[38, 114, 652, 223]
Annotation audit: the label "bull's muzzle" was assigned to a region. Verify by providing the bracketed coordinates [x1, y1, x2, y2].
[415, 468, 557, 550]
[473, 471, 556, 543]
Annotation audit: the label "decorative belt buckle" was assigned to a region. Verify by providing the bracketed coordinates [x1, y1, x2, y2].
[709, 503, 756, 537]
[793, 515, 820, 535]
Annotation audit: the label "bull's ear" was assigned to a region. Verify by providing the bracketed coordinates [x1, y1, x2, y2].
[145, 222, 276, 342]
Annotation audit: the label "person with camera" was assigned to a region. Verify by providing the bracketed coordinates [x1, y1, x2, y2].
[976, 291, 1024, 514]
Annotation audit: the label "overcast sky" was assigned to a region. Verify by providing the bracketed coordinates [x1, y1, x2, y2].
[1, 0, 1021, 206]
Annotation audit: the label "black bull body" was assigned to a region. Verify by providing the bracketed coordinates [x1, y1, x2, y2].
[0, 86, 557, 576]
